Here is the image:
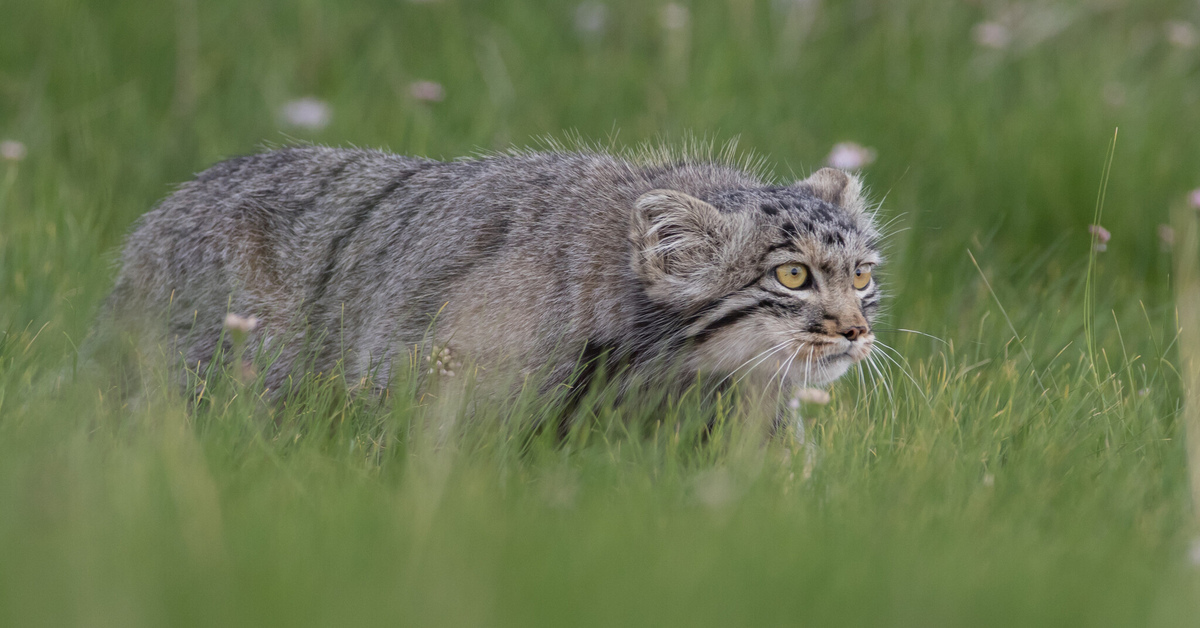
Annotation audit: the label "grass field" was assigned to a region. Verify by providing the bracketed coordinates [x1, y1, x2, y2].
[3, 0, 1200, 625]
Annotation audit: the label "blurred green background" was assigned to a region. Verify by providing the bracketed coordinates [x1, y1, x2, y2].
[2, 0, 1199, 626]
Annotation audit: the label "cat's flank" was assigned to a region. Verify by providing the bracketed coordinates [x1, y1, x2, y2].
[105, 146, 882, 409]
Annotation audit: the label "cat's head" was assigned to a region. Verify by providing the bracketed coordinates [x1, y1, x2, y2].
[630, 167, 881, 388]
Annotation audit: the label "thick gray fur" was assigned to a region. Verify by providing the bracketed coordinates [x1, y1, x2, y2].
[105, 146, 882, 401]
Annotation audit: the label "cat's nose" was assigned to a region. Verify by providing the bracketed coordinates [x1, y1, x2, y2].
[839, 325, 868, 341]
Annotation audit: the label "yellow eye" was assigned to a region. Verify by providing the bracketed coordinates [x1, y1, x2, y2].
[775, 263, 809, 290]
[853, 265, 872, 290]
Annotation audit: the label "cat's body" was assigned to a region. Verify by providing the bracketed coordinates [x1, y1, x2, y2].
[106, 146, 881, 408]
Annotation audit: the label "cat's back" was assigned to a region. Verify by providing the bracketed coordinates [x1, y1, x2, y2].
[129, 147, 433, 253]
[130, 146, 643, 248]
[108, 147, 652, 375]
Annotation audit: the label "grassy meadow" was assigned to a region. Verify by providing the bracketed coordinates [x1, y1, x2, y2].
[3, 0, 1200, 625]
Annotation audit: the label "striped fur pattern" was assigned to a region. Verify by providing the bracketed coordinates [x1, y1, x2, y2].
[105, 146, 882, 400]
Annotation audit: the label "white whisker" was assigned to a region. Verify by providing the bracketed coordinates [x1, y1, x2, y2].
[732, 342, 794, 389]
[871, 341, 932, 406]
[803, 350, 814, 390]
[704, 340, 793, 402]
[875, 328, 947, 345]
[722, 340, 792, 382]
[867, 352, 894, 406]
[766, 344, 803, 392]
[772, 345, 803, 402]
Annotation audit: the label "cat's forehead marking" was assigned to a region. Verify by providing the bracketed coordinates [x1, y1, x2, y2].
[788, 231, 862, 273]
[712, 187, 864, 230]
[764, 200, 872, 252]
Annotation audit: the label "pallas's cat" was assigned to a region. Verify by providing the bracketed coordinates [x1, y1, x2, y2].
[105, 146, 882, 419]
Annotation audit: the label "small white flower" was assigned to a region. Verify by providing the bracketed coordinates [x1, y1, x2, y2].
[794, 388, 831, 405]
[574, 2, 608, 35]
[223, 313, 259, 334]
[825, 142, 876, 170]
[1189, 188, 1200, 210]
[280, 97, 332, 131]
[661, 3, 690, 31]
[409, 80, 445, 103]
[1166, 20, 1198, 49]
[0, 140, 27, 162]
[973, 21, 1011, 49]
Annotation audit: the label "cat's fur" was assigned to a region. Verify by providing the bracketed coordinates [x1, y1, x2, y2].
[104, 146, 882, 409]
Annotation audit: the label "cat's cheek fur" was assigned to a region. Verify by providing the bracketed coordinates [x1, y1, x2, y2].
[687, 323, 784, 378]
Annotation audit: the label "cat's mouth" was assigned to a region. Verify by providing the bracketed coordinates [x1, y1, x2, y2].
[807, 334, 873, 364]
[776, 335, 873, 387]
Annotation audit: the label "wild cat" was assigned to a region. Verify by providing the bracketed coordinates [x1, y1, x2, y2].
[104, 145, 882, 426]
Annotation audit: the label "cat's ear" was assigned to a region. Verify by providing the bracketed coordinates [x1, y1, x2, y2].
[630, 189, 735, 308]
[798, 167, 866, 215]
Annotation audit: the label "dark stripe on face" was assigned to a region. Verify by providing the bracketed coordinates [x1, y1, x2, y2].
[737, 275, 765, 292]
[690, 297, 793, 342]
[691, 306, 757, 342]
[681, 275, 766, 325]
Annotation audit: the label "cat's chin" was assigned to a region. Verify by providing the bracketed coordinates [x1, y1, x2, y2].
[800, 345, 871, 387]
[804, 354, 854, 386]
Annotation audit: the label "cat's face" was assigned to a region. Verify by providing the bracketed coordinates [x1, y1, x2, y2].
[631, 168, 881, 388]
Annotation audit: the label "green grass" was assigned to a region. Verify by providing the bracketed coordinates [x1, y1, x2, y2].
[2, 0, 1200, 625]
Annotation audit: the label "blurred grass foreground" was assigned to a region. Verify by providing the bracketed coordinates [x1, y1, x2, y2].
[3, 0, 1200, 625]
